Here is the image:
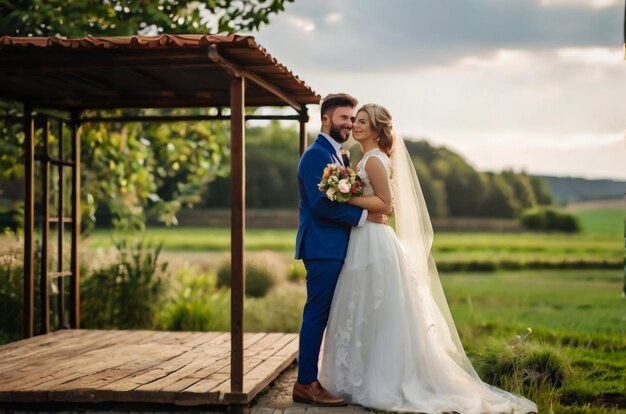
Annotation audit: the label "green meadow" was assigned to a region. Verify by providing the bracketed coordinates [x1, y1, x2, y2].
[1, 204, 624, 412]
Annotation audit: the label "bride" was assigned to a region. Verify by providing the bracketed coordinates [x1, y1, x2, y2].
[319, 103, 538, 414]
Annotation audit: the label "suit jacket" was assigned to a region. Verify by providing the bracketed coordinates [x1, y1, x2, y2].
[295, 134, 364, 260]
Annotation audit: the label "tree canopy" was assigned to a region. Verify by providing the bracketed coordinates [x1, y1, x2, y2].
[0, 0, 295, 231]
[0, 0, 294, 37]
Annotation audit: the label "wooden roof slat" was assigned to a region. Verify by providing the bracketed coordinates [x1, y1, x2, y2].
[0, 34, 320, 110]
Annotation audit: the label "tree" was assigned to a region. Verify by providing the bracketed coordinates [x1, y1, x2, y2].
[0, 0, 294, 37]
[202, 121, 300, 209]
[480, 173, 518, 218]
[0, 0, 295, 229]
[529, 176, 553, 206]
[82, 109, 229, 228]
[501, 170, 537, 212]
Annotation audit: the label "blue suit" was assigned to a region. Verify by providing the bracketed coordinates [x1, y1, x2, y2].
[295, 134, 363, 384]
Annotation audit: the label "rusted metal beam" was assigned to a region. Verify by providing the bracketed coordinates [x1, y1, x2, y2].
[57, 120, 65, 329]
[40, 116, 50, 334]
[299, 106, 308, 156]
[0, 49, 218, 71]
[230, 75, 245, 394]
[70, 110, 81, 329]
[209, 45, 301, 112]
[80, 114, 301, 123]
[22, 103, 35, 339]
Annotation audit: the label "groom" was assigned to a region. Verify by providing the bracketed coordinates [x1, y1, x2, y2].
[293, 93, 386, 406]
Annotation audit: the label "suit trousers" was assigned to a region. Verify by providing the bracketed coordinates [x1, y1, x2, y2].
[297, 259, 345, 384]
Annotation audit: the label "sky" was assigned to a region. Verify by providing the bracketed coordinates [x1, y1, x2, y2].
[249, 0, 626, 180]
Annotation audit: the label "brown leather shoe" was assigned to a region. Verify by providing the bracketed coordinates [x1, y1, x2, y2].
[292, 380, 346, 406]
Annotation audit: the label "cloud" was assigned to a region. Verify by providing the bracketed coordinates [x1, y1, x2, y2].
[255, 0, 622, 72]
[539, 0, 621, 8]
[557, 47, 623, 65]
[324, 13, 343, 24]
[251, 1, 626, 179]
[284, 15, 315, 32]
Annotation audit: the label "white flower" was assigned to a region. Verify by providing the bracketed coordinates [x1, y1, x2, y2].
[338, 179, 351, 194]
[326, 187, 336, 200]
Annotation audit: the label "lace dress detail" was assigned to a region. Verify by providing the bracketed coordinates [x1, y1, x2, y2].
[319, 149, 536, 413]
[356, 149, 391, 198]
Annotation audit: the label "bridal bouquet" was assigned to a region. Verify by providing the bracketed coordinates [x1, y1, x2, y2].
[318, 163, 364, 202]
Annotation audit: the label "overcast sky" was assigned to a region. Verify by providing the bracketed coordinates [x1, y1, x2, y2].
[250, 0, 625, 180]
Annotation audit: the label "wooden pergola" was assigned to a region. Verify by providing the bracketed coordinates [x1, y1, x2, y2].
[0, 34, 319, 408]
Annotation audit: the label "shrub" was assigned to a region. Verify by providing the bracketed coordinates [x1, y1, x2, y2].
[474, 336, 571, 398]
[520, 208, 581, 233]
[159, 267, 230, 331]
[245, 284, 305, 332]
[0, 208, 21, 234]
[217, 259, 276, 298]
[286, 260, 306, 283]
[81, 238, 169, 329]
[0, 247, 23, 344]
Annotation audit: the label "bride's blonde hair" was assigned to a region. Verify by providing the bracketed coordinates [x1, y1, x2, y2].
[358, 103, 394, 156]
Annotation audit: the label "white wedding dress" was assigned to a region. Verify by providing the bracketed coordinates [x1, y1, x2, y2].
[320, 147, 537, 414]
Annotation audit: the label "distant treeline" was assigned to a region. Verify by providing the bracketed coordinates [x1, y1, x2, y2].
[203, 122, 552, 218]
[540, 176, 625, 205]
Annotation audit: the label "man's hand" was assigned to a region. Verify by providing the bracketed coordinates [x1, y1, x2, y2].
[367, 212, 388, 225]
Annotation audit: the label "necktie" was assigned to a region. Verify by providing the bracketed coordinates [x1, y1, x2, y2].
[341, 152, 350, 168]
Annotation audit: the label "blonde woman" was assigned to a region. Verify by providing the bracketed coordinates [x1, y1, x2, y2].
[319, 104, 537, 414]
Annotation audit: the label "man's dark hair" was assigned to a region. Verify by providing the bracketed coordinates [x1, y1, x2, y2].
[320, 93, 358, 121]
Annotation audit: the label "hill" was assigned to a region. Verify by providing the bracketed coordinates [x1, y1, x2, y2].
[538, 176, 625, 204]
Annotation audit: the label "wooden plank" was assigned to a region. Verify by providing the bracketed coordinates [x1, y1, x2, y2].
[0, 330, 147, 377]
[30, 341, 182, 392]
[50, 332, 267, 406]
[0, 330, 118, 378]
[218, 334, 296, 403]
[173, 333, 268, 405]
[0, 329, 87, 357]
[182, 333, 284, 398]
[0, 331, 153, 389]
[45, 343, 185, 403]
[0, 330, 300, 407]
[234, 336, 299, 403]
[56, 332, 222, 393]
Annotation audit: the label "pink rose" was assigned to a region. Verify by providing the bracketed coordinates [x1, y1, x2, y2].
[338, 179, 351, 194]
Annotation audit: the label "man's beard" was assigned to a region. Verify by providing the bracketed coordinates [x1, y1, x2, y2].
[329, 123, 349, 143]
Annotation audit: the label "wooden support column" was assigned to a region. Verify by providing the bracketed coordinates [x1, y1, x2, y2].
[40, 116, 50, 334]
[70, 110, 81, 329]
[57, 121, 65, 328]
[22, 103, 35, 339]
[299, 106, 308, 156]
[230, 75, 245, 393]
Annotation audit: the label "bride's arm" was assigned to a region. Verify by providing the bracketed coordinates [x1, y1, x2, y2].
[347, 157, 393, 214]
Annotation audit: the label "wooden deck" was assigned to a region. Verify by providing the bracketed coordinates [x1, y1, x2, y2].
[0, 329, 299, 406]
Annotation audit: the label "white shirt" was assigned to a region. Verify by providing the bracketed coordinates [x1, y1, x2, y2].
[320, 132, 344, 165]
[319, 132, 367, 227]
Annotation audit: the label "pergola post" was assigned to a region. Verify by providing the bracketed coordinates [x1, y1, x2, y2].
[70, 110, 81, 329]
[230, 75, 245, 393]
[22, 103, 35, 339]
[40, 116, 50, 334]
[299, 111, 307, 156]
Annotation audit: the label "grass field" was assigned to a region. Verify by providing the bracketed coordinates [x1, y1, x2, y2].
[81, 226, 623, 271]
[1, 204, 624, 412]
